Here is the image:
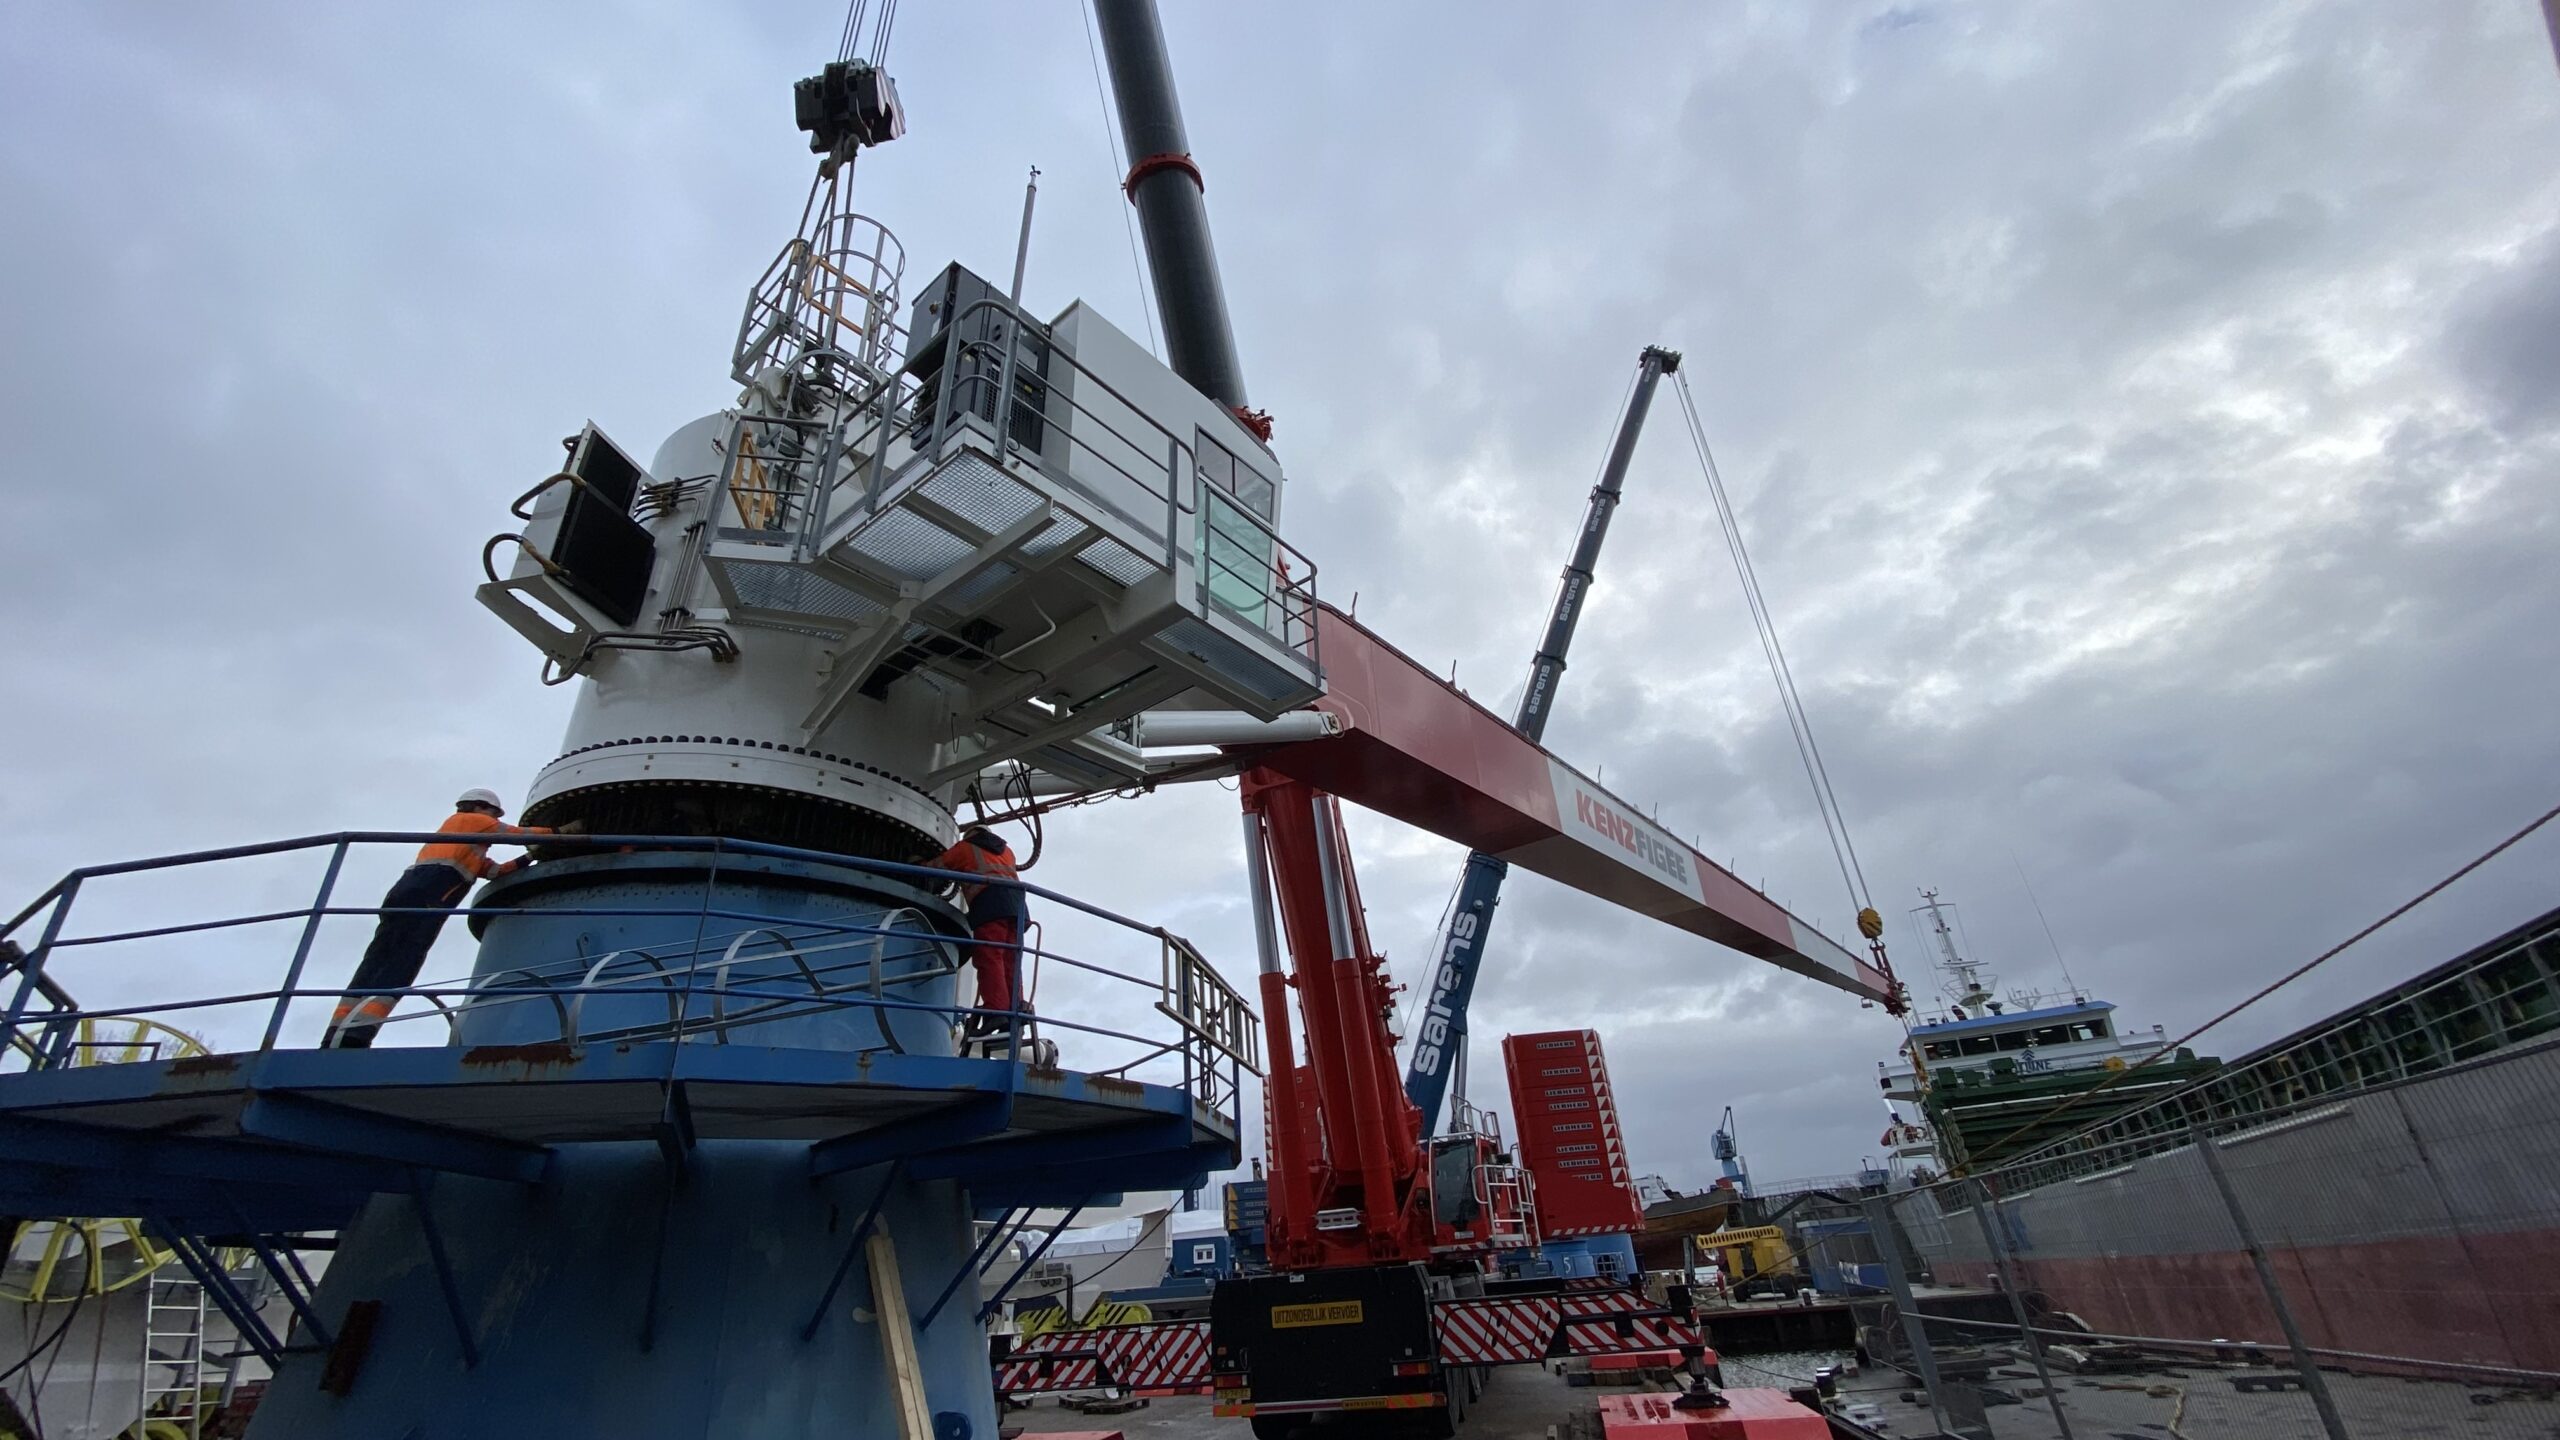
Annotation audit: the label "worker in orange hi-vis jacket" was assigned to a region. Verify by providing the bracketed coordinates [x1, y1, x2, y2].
[325, 789, 570, 1050]
[926, 827, 1030, 1038]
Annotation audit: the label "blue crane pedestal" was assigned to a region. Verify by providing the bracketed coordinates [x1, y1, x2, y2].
[0, 846, 1241, 1440]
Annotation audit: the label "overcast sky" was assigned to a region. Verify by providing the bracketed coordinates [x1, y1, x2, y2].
[4, 2, 2557, 1187]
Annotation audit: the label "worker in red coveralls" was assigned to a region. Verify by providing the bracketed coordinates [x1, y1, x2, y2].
[928, 827, 1029, 1037]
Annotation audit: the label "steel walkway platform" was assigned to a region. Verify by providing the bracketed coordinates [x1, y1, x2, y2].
[0, 1042, 1235, 1234]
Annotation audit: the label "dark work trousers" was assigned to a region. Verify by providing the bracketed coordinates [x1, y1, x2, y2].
[326, 863, 472, 1049]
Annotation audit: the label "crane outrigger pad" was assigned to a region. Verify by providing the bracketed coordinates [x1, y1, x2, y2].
[1246, 605, 1893, 1003]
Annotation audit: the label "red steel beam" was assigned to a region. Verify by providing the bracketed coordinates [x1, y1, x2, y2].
[1247, 604, 1893, 1003]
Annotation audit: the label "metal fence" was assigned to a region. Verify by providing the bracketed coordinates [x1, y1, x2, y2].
[0, 832, 1258, 1125]
[1859, 1035, 2560, 1438]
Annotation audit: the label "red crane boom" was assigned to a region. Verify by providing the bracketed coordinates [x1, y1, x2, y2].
[1250, 603, 1893, 1004]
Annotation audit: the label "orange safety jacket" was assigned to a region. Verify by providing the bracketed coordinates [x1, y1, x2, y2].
[417, 811, 554, 881]
[929, 836, 1027, 924]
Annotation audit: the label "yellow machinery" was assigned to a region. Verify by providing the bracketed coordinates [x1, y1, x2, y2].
[1695, 1225, 1807, 1298]
[1015, 1298, 1154, 1337]
[3, 1018, 230, 1304]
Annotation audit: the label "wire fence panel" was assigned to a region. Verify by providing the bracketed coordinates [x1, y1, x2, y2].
[1868, 1037, 2560, 1438]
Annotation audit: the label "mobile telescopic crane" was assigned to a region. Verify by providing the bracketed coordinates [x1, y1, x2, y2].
[995, 7, 1896, 1433]
[1404, 345, 1680, 1137]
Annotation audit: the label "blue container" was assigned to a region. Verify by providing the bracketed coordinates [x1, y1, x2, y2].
[1538, 1233, 1640, 1280]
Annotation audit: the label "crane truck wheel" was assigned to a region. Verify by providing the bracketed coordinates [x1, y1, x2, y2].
[1249, 1418, 1297, 1440]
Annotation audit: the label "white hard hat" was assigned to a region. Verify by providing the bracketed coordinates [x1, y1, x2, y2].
[455, 788, 505, 813]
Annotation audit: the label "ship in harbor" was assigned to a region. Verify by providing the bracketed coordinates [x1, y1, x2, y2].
[1882, 896, 2560, 1381]
[1877, 890, 2219, 1175]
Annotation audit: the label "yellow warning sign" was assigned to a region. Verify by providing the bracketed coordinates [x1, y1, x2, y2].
[1270, 1300, 1365, 1330]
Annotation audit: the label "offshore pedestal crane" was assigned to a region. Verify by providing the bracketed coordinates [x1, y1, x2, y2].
[1404, 345, 1680, 1138]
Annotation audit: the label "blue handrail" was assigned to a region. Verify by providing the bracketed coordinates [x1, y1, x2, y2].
[0, 831, 1257, 1121]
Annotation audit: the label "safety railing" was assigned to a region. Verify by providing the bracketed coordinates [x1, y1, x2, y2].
[711, 293, 1321, 668]
[732, 201, 907, 389]
[0, 832, 1255, 1129]
[946, 331, 1320, 665]
[1158, 935, 1260, 1115]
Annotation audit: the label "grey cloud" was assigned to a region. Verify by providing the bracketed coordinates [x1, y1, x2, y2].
[2449, 227, 2560, 430]
[5, 1, 2558, 1186]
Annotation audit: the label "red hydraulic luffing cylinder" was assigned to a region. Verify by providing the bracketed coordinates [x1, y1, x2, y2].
[1239, 766, 1432, 1269]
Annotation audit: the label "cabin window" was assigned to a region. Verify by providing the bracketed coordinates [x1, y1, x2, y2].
[1196, 433, 1278, 624]
[1195, 437, 1275, 518]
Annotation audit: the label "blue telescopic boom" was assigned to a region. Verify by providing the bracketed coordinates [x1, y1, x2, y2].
[1403, 345, 1680, 1134]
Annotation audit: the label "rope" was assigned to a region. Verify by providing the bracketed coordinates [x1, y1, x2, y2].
[1979, 797, 2560, 1168]
[834, 0, 862, 62]
[1674, 372, 1871, 916]
[1081, 0, 1162, 358]
[836, 0, 896, 66]
[868, 0, 898, 66]
[835, 0, 865, 63]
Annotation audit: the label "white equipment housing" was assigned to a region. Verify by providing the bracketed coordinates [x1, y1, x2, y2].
[478, 256, 1321, 857]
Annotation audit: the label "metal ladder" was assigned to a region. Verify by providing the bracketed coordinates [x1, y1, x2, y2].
[1453, 1103, 1540, 1249]
[140, 1272, 210, 1439]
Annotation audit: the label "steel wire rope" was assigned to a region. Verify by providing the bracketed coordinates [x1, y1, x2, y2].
[834, 0, 897, 68]
[1081, 0, 1163, 358]
[865, 0, 898, 67]
[834, 0, 866, 63]
[1674, 373, 1870, 919]
[1673, 373, 1948, 1182]
[1977, 796, 2560, 1169]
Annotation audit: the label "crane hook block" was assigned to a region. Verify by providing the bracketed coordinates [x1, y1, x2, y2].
[1857, 907, 1885, 940]
[794, 60, 906, 157]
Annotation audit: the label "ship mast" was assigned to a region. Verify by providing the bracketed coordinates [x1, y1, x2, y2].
[1917, 888, 1994, 1014]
